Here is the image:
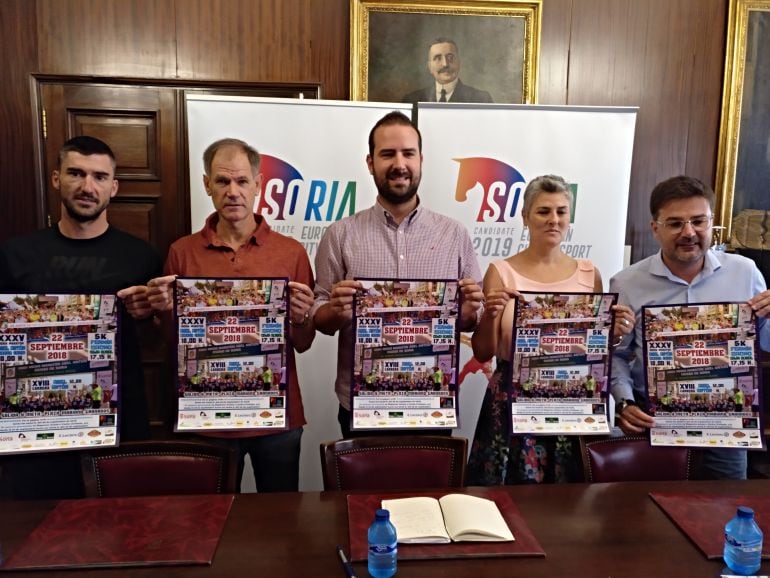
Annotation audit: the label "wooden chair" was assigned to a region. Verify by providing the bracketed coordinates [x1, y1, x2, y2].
[321, 436, 467, 491]
[580, 435, 695, 483]
[81, 440, 238, 497]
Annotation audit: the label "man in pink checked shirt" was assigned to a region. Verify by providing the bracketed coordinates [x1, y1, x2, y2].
[311, 111, 484, 438]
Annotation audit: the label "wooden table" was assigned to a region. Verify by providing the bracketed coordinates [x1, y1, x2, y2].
[1, 480, 768, 577]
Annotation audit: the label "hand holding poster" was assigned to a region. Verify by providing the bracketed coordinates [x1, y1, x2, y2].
[174, 278, 290, 431]
[510, 292, 616, 435]
[0, 293, 119, 453]
[642, 302, 763, 448]
[351, 279, 460, 430]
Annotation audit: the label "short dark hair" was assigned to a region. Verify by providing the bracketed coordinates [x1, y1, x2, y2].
[368, 111, 422, 156]
[57, 136, 116, 169]
[429, 37, 459, 55]
[203, 138, 260, 176]
[649, 176, 715, 219]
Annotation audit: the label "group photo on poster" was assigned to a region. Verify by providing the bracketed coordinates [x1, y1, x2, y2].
[351, 279, 460, 430]
[174, 277, 290, 431]
[642, 302, 764, 448]
[511, 292, 616, 435]
[0, 293, 118, 453]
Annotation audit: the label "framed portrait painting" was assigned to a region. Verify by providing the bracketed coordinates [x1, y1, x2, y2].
[350, 0, 541, 104]
[716, 0, 770, 243]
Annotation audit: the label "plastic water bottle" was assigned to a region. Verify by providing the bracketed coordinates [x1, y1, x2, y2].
[724, 506, 763, 575]
[368, 508, 397, 578]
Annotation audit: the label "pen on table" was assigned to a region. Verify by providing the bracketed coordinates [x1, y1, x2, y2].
[336, 544, 357, 578]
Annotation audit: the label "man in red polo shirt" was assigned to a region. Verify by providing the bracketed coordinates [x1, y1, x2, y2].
[147, 138, 315, 492]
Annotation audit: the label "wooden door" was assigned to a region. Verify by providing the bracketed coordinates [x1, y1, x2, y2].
[39, 82, 185, 259]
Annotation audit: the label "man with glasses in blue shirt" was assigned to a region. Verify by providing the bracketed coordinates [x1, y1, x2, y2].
[610, 175, 770, 479]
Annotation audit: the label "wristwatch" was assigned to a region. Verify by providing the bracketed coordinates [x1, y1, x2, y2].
[615, 399, 637, 415]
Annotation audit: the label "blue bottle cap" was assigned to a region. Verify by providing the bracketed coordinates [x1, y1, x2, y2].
[375, 508, 390, 521]
[737, 506, 755, 518]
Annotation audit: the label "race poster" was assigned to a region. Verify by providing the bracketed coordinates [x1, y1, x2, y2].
[174, 277, 289, 431]
[510, 292, 616, 435]
[642, 302, 763, 449]
[351, 279, 460, 430]
[0, 293, 119, 454]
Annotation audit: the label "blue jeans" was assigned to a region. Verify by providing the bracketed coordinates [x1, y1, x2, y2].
[207, 427, 303, 492]
[700, 448, 747, 480]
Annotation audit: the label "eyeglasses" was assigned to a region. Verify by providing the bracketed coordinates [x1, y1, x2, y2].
[655, 215, 713, 233]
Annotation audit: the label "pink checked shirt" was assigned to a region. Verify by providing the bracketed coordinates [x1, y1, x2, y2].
[312, 199, 482, 409]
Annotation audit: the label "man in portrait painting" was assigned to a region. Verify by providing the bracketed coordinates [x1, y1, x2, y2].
[402, 37, 493, 104]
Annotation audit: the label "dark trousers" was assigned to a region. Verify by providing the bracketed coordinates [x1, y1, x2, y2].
[2, 451, 84, 500]
[206, 427, 303, 492]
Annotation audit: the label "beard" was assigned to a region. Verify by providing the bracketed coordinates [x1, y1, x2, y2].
[375, 168, 421, 205]
[61, 194, 110, 223]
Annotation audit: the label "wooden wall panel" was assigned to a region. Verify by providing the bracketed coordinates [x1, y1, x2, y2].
[683, 2, 727, 183]
[566, 0, 727, 260]
[310, 0, 349, 99]
[538, 0, 572, 105]
[37, 0, 177, 78]
[0, 0, 730, 262]
[175, 0, 313, 81]
[0, 1, 39, 239]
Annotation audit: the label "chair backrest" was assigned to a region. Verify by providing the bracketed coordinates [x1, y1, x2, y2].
[81, 440, 238, 497]
[580, 435, 693, 483]
[320, 436, 467, 491]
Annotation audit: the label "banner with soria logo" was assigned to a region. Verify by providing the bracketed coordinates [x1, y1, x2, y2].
[186, 96, 412, 260]
[184, 96, 636, 489]
[416, 102, 637, 281]
[416, 102, 637, 444]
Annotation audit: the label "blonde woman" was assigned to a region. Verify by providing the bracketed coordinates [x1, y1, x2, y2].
[467, 175, 635, 484]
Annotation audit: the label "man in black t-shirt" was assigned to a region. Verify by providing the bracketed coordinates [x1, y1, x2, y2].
[0, 136, 162, 499]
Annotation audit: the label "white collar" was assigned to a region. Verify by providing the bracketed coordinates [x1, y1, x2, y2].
[435, 79, 459, 100]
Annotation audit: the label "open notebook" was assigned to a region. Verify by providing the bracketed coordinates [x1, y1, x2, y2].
[382, 494, 514, 544]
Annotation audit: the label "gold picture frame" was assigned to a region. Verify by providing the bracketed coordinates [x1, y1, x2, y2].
[350, 0, 541, 104]
[716, 0, 770, 241]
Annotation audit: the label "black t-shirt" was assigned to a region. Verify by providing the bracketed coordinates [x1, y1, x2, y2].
[0, 226, 161, 293]
[0, 225, 163, 438]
